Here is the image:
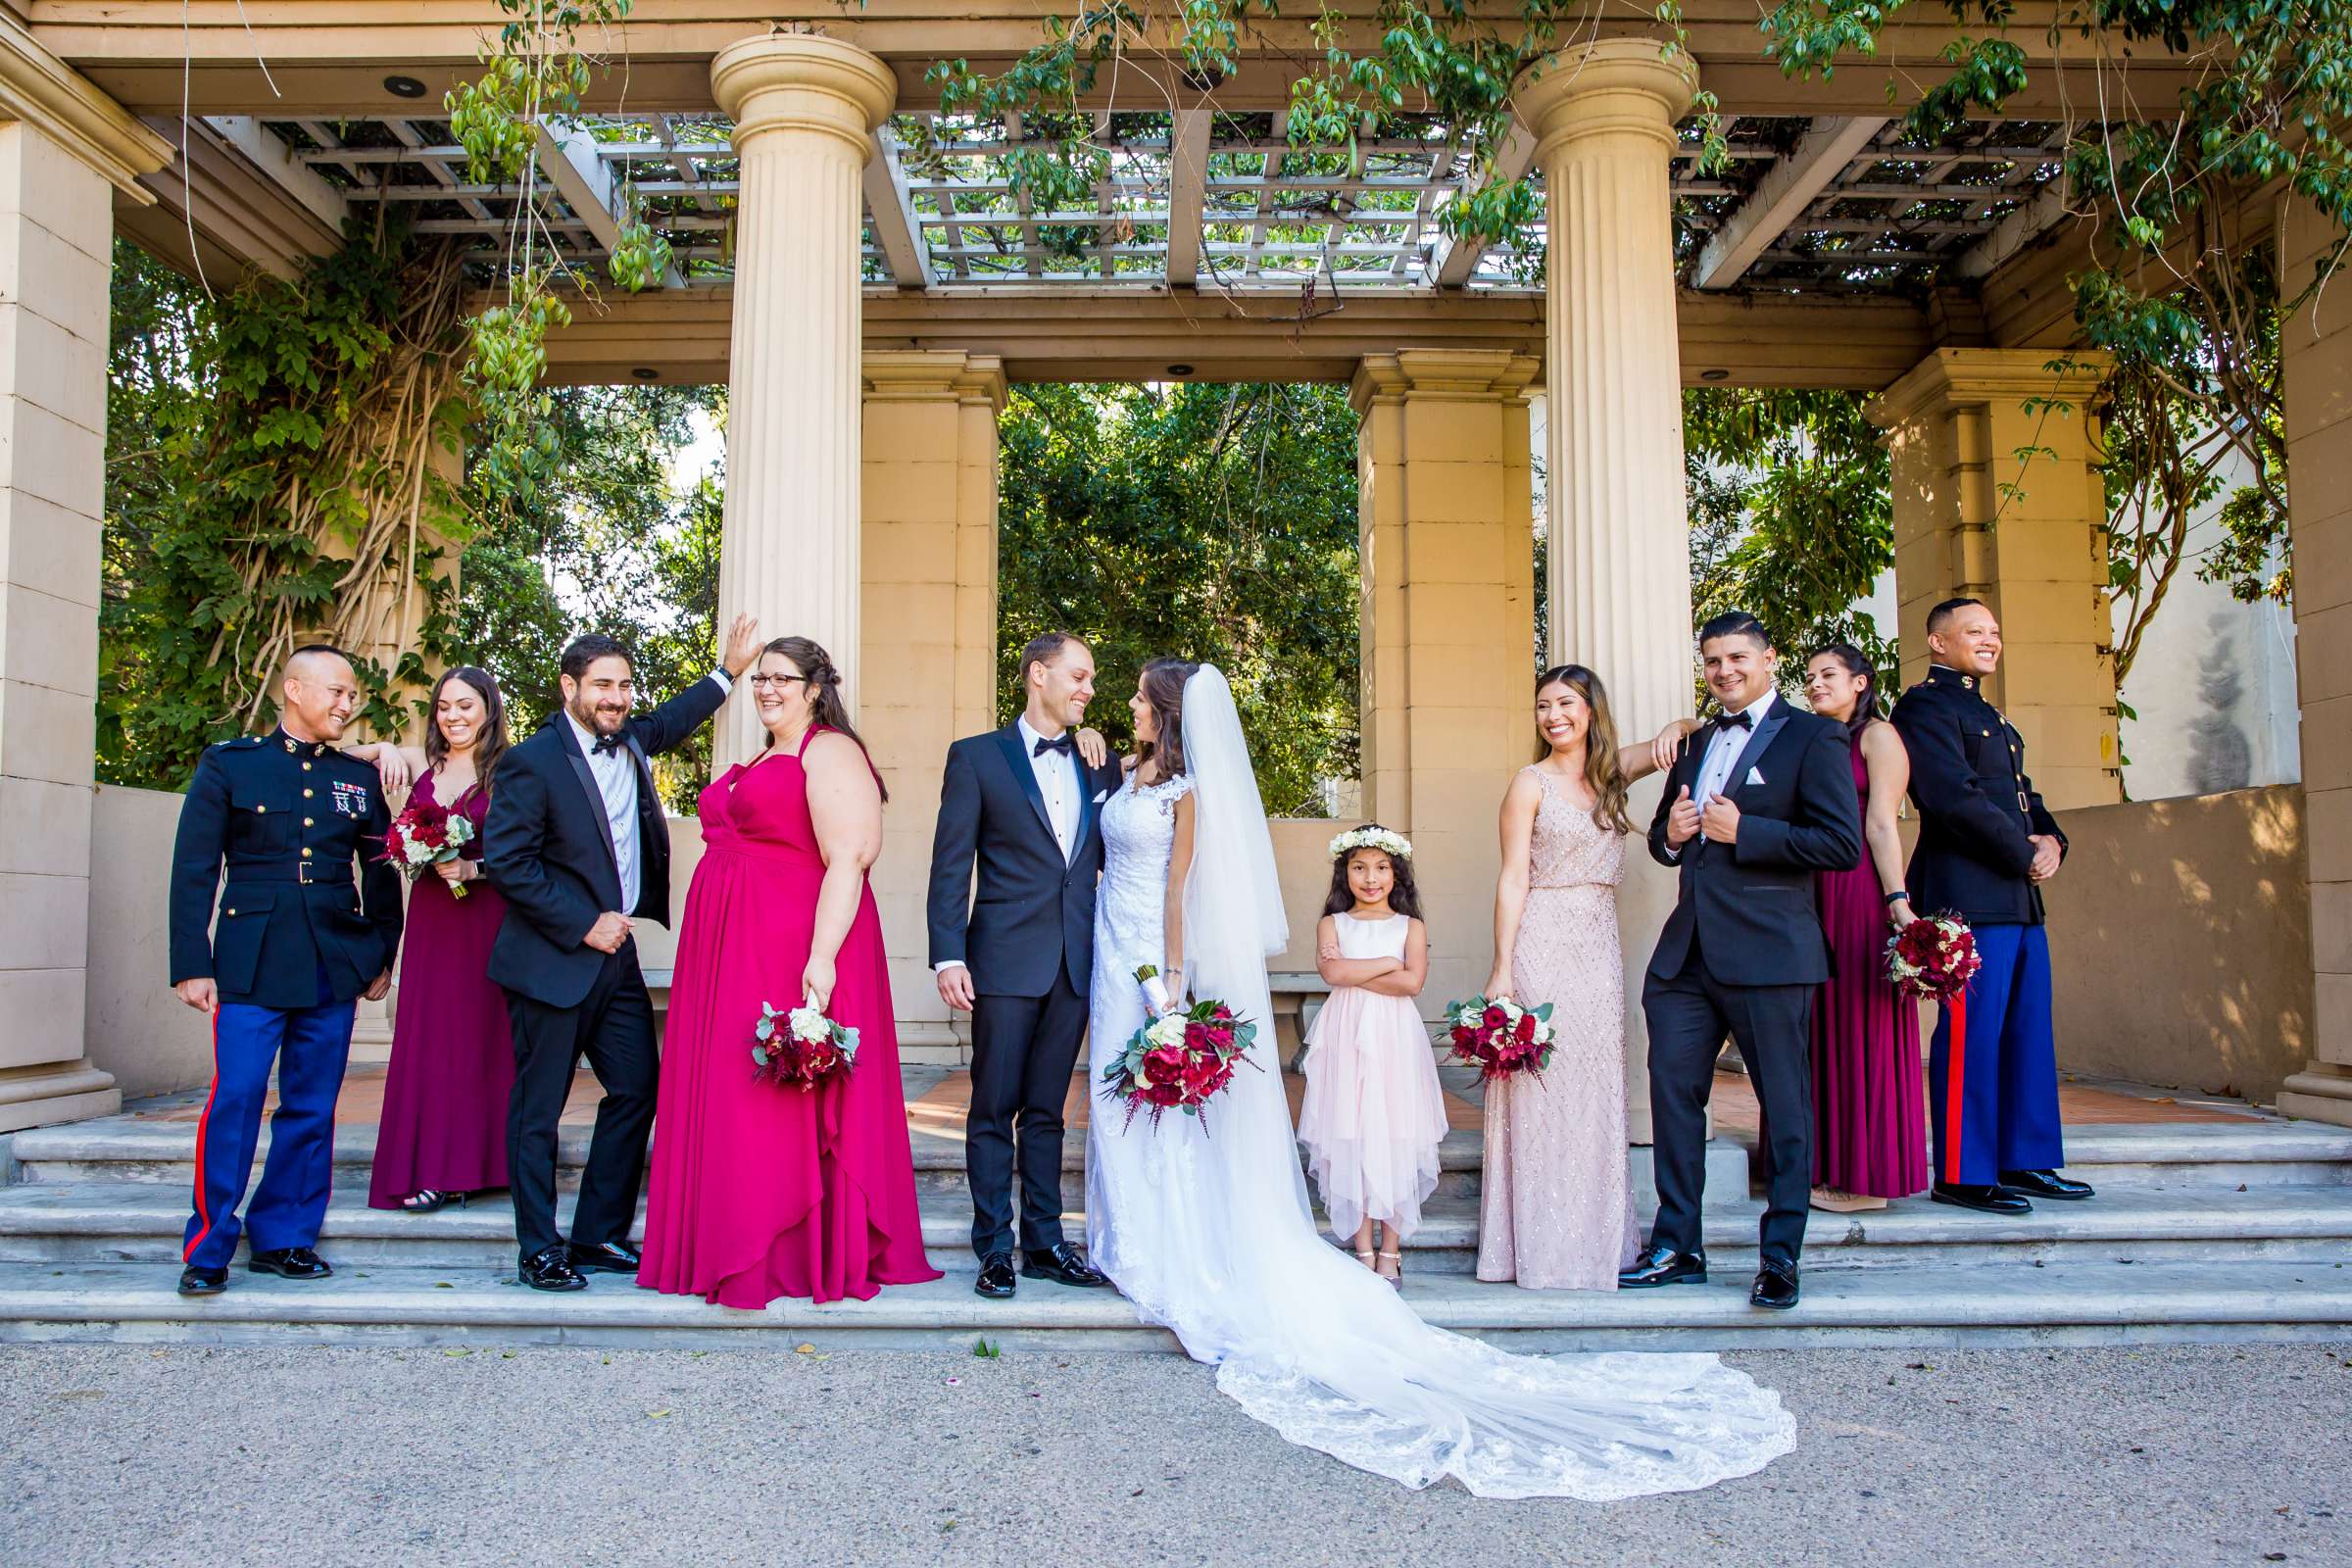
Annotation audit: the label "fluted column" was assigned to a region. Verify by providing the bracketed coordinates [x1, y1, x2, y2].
[1514, 40, 1697, 1142]
[710, 32, 896, 768]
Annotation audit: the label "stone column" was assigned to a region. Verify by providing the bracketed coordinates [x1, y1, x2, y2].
[1869, 348, 2120, 809]
[0, 87, 172, 1129]
[709, 32, 896, 770]
[859, 350, 1004, 1066]
[2275, 208, 2352, 1127]
[1351, 349, 1541, 1010]
[1513, 39, 1696, 1141]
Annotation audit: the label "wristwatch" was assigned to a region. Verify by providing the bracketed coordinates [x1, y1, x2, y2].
[1883, 889, 1910, 906]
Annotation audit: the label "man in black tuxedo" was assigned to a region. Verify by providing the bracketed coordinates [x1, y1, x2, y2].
[482, 614, 762, 1291]
[927, 631, 1120, 1299]
[1620, 611, 1863, 1310]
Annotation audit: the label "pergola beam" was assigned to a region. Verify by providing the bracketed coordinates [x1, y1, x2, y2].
[861, 124, 930, 288]
[538, 121, 687, 287]
[1163, 107, 1212, 287]
[1426, 122, 1536, 288]
[1952, 178, 2072, 281]
[1691, 115, 1886, 288]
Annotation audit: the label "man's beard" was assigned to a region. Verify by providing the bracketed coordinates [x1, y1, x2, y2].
[569, 695, 625, 734]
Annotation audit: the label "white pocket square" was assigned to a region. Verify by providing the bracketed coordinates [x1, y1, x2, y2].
[1091, 789, 1109, 805]
[1745, 766, 1766, 787]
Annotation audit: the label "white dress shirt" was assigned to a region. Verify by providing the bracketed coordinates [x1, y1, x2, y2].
[1694, 689, 1779, 806]
[1018, 714, 1081, 862]
[565, 671, 730, 915]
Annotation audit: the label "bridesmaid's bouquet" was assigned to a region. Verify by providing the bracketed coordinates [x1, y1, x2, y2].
[1885, 912, 1982, 1003]
[382, 798, 475, 899]
[1440, 995, 1557, 1082]
[1101, 966, 1259, 1131]
[751, 1001, 860, 1091]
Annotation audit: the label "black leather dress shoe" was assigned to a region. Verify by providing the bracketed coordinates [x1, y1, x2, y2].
[567, 1240, 642, 1274]
[248, 1247, 331, 1280]
[1932, 1181, 2033, 1215]
[1749, 1261, 1800, 1310]
[974, 1251, 1017, 1299]
[1617, 1244, 1708, 1289]
[1021, 1243, 1110, 1288]
[1998, 1168, 2095, 1201]
[519, 1245, 588, 1292]
[177, 1264, 227, 1297]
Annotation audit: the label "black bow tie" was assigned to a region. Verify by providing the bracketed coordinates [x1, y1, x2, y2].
[1032, 733, 1075, 758]
[1715, 710, 1755, 733]
[591, 732, 626, 757]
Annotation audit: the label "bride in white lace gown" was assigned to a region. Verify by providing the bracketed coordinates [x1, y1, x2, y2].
[1085, 661, 1798, 1499]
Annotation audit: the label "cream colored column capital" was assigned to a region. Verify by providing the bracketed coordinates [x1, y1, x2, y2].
[863, 349, 1008, 414]
[710, 30, 896, 156]
[0, 11, 172, 200]
[1348, 348, 1540, 414]
[1867, 346, 2112, 433]
[1510, 37, 1697, 161]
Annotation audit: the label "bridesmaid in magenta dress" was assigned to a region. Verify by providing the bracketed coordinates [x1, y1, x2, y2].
[363, 667, 516, 1213]
[638, 635, 939, 1306]
[1802, 644, 1930, 1210]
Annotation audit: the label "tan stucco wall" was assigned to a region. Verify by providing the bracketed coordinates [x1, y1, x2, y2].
[2043, 785, 2313, 1103]
[83, 785, 212, 1099]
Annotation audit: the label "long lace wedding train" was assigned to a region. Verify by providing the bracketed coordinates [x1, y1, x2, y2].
[1084, 666, 1796, 1499]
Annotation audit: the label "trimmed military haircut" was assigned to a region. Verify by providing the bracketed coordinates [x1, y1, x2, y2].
[561, 632, 633, 681]
[1926, 596, 1986, 635]
[281, 643, 350, 682]
[1696, 610, 1772, 651]
[1019, 630, 1087, 686]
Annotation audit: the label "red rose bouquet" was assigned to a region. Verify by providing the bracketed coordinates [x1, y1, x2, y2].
[382, 797, 476, 899]
[750, 1001, 860, 1091]
[1885, 912, 1982, 1003]
[1440, 995, 1557, 1082]
[1100, 966, 1259, 1131]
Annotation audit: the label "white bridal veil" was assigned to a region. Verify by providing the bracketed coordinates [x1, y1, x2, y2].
[1156, 664, 1797, 1499]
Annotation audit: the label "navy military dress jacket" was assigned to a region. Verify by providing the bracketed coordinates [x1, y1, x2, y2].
[167, 729, 405, 1008]
[1889, 664, 2068, 927]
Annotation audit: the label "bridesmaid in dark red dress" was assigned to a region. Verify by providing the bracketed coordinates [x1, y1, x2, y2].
[638, 635, 939, 1306]
[1802, 645, 1930, 1211]
[361, 667, 516, 1213]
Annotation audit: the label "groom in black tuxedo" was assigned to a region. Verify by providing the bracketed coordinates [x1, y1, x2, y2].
[1621, 611, 1862, 1311]
[927, 631, 1120, 1299]
[482, 615, 762, 1292]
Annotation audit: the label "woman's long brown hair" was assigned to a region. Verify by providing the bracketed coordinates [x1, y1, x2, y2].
[423, 666, 510, 800]
[759, 635, 889, 802]
[1534, 663, 1632, 834]
[1136, 658, 1199, 781]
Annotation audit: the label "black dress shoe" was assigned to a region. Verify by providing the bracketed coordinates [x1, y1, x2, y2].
[1932, 1181, 2033, 1215]
[177, 1264, 227, 1297]
[974, 1251, 1017, 1299]
[248, 1247, 331, 1280]
[1999, 1168, 2095, 1201]
[1617, 1244, 1708, 1289]
[1021, 1243, 1110, 1289]
[1749, 1260, 1800, 1310]
[519, 1245, 587, 1292]
[567, 1240, 642, 1274]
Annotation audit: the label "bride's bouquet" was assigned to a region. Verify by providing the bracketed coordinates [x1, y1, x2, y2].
[1100, 965, 1259, 1130]
[381, 797, 475, 899]
[1440, 995, 1557, 1082]
[1885, 912, 1982, 1003]
[750, 1000, 859, 1091]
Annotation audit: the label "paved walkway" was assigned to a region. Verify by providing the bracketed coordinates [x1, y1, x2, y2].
[3, 1343, 2344, 1565]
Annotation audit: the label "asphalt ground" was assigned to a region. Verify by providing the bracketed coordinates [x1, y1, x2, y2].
[3, 1342, 2346, 1567]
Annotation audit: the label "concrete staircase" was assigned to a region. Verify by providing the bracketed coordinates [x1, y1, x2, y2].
[4, 1097, 2352, 1350]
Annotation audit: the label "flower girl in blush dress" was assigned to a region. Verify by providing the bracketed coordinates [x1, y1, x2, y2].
[1297, 825, 1446, 1286]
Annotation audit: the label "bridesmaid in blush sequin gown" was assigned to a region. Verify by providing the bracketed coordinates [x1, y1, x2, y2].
[1479, 666, 1694, 1291]
[637, 637, 938, 1307]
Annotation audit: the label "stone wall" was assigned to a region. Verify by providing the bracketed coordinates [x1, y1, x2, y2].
[83, 786, 212, 1100]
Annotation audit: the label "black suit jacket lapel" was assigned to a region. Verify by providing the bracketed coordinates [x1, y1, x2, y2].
[994, 725, 1060, 853]
[556, 718, 623, 878]
[1727, 699, 1788, 795]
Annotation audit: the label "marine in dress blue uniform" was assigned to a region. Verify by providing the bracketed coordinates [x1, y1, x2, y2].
[1890, 654, 2094, 1212]
[167, 695, 403, 1293]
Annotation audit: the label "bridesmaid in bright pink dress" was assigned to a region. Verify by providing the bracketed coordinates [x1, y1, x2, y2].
[637, 636, 939, 1306]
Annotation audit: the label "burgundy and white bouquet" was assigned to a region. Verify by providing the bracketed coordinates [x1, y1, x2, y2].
[1100, 965, 1258, 1130]
[382, 797, 475, 899]
[1440, 995, 1557, 1082]
[750, 1001, 860, 1091]
[1885, 912, 1982, 1004]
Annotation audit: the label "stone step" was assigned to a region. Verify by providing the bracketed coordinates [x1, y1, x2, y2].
[4, 1256, 2350, 1351]
[7, 1181, 2347, 1274]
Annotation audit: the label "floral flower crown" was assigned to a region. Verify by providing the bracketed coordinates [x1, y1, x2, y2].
[1328, 826, 1413, 862]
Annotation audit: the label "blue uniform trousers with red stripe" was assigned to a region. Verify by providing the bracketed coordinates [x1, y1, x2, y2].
[182, 987, 357, 1269]
[1928, 921, 2065, 1186]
